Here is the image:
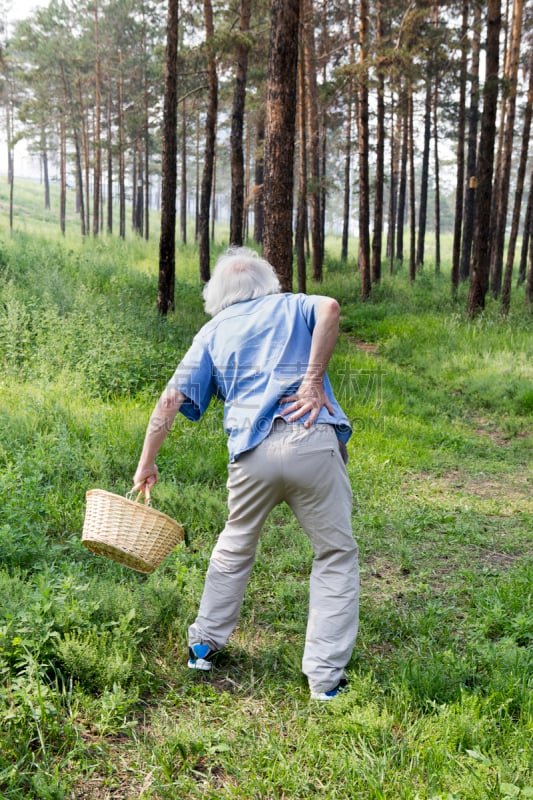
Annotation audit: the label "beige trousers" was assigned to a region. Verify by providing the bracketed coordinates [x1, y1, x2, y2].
[188, 420, 359, 693]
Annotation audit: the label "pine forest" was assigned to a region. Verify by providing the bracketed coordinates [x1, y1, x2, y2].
[1, 0, 533, 314]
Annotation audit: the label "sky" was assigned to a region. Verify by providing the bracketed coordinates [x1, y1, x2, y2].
[1, 0, 47, 176]
[5, 0, 45, 25]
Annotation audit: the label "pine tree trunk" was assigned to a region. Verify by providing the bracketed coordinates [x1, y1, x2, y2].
[371, 0, 384, 284]
[518, 174, 533, 287]
[451, 0, 469, 293]
[341, 89, 353, 263]
[488, 0, 510, 290]
[180, 99, 187, 244]
[132, 150, 138, 232]
[59, 116, 67, 235]
[243, 119, 251, 240]
[357, 0, 371, 299]
[144, 110, 150, 241]
[501, 46, 533, 313]
[229, 0, 252, 247]
[118, 51, 126, 240]
[195, 106, 200, 241]
[489, 0, 523, 298]
[489, 0, 509, 244]
[74, 133, 86, 237]
[526, 194, 533, 307]
[467, 0, 502, 317]
[433, 3, 441, 276]
[263, 0, 300, 291]
[199, 0, 217, 283]
[107, 87, 113, 234]
[211, 150, 217, 243]
[77, 77, 91, 235]
[319, 10, 328, 266]
[6, 103, 13, 186]
[135, 141, 144, 235]
[342, 0, 356, 264]
[303, 0, 323, 282]
[388, 93, 399, 273]
[296, 26, 308, 294]
[253, 111, 265, 245]
[460, 1, 481, 281]
[7, 90, 14, 232]
[93, 1, 101, 237]
[396, 86, 408, 264]
[158, 0, 179, 314]
[41, 129, 51, 210]
[408, 88, 416, 281]
[416, 79, 431, 268]
[63, 68, 86, 237]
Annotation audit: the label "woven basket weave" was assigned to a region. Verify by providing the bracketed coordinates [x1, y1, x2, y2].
[82, 489, 185, 574]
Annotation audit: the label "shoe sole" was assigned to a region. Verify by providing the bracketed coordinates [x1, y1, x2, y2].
[187, 658, 213, 671]
[310, 679, 348, 700]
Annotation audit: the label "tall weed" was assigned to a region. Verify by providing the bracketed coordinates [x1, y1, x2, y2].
[0, 196, 531, 797]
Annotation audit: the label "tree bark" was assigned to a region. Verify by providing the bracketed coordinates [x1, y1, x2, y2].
[118, 50, 126, 240]
[195, 105, 200, 241]
[341, 87, 353, 263]
[527, 187, 533, 307]
[519, 173, 533, 287]
[61, 65, 86, 237]
[371, 0, 384, 284]
[387, 92, 399, 273]
[357, 0, 371, 299]
[199, 0, 218, 283]
[467, 0, 501, 317]
[342, 0, 356, 264]
[76, 73, 91, 236]
[135, 140, 144, 235]
[59, 115, 67, 236]
[460, 0, 481, 282]
[489, 0, 523, 298]
[303, 0, 323, 281]
[262, 0, 300, 291]
[180, 98, 188, 244]
[158, 0, 179, 315]
[501, 45, 533, 313]
[488, 0, 510, 291]
[408, 87, 416, 281]
[144, 70, 150, 242]
[106, 85, 113, 234]
[296, 23, 308, 294]
[41, 128, 51, 210]
[229, 0, 252, 246]
[93, 0, 101, 237]
[72, 128, 85, 237]
[451, 0, 469, 293]
[396, 85, 408, 264]
[253, 110, 265, 245]
[433, 39, 441, 274]
[416, 78, 431, 268]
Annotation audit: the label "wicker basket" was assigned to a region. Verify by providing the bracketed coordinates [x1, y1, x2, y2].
[82, 489, 185, 574]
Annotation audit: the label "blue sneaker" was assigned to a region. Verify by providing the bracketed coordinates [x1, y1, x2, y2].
[310, 678, 348, 701]
[187, 643, 218, 671]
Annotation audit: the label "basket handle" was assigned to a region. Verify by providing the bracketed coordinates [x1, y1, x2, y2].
[126, 488, 151, 506]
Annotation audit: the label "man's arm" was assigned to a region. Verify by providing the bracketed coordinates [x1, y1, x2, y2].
[280, 296, 340, 426]
[132, 387, 185, 498]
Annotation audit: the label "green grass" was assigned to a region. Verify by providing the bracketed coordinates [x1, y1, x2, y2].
[0, 180, 532, 799]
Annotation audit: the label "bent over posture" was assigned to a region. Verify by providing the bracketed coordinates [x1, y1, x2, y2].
[133, 247, 359, 700]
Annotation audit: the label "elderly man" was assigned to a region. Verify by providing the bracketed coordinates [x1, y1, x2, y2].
[133, 247, 359, 701]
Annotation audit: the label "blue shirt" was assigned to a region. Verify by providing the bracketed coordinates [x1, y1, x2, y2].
[167, 293, 352, 461]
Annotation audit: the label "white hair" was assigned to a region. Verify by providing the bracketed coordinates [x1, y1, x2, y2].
[203, 247, 281, 317]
